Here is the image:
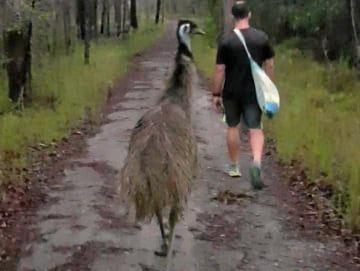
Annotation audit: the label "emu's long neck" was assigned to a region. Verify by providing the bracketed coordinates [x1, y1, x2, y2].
[162, 43, 193, 112]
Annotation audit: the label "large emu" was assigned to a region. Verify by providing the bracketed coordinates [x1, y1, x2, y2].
[118, 20, 204, 256]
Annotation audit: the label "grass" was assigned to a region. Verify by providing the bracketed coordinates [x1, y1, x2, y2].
[193, 36, 360, 230]
[0, 24, 164, 190]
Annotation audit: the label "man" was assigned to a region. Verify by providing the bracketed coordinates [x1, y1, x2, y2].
[212, 1, 275, 189]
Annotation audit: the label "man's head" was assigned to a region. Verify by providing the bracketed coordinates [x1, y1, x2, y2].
[232, 1, 251, 21]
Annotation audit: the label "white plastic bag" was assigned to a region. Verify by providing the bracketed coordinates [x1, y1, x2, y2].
[234, 29, 280, 118]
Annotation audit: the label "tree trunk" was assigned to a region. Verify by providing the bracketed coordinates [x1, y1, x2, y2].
[78, 0, 90, 64]
[101, 0, 108, 34]
[63, 2, 72, 55]
[52, 10, 60, 56]
[85, 4, 91, 64]
[155, 0, 161, 24]
[223, 0, 233, 34]
[122, 0, 129, 34]
[77, 0, 86, 40]
[130, 0, 138, 29]
[161, 0, 165, 24]
[350, 0, 360, 65]
[3, 0, 35, 104]
[24, 15, 33, 103]
[106, 1, 111, 36]
[114, 0, 122, 37]
[91, 0, 98, 39]
[4, 30, 27, 103]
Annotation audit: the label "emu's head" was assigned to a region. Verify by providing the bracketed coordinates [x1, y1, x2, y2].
[177, 20, 205, 56]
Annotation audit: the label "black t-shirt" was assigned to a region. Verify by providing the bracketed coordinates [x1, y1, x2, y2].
[216, 27, 275, 104]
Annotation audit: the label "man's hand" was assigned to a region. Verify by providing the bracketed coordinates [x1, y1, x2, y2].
[212, 96, 223, 113]
[263, 58, 275, 81]
[212, 64, 225, 113]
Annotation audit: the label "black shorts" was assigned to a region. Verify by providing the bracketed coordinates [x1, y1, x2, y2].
[223, 99, 262, 129]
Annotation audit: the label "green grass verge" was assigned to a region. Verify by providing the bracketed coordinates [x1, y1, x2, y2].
[193, 36, 360, 230]
[0, 24, 164, 189]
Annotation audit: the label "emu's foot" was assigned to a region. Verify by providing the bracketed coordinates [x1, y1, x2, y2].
[154, 243, 168, 257]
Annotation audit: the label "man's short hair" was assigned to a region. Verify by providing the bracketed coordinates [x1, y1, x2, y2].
[232, 1, 250, 20]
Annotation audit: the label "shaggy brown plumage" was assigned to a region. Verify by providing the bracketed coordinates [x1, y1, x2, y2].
[118, 20, 202, 256]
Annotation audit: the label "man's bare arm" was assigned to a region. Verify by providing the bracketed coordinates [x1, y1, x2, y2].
[212, 64, 226, 95]
[262, 58, 275, 81]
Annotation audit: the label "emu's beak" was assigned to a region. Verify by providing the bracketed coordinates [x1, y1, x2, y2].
[193, 28, 206, 35]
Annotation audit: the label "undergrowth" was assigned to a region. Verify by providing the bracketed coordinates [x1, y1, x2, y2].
[0, 24, 163, 191]
[193, 36, 360, 231]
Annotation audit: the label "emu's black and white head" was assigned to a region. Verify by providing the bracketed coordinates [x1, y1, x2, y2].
[176, 20, 204, 58]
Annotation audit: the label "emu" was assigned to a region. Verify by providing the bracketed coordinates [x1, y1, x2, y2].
[118, 20, 204, 256]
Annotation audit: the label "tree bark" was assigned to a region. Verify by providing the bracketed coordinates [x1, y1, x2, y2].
[84, 1, 91, 64]
[78, 0, 90, 64]
[4, 30, 28, 103]
[91, 0, 98, 39]
[350, 0, 360, 65]
[130, 0, 138, 29]
[106, 0, 111, 36]
[3, 0, 35, 104]
[100, 0, 108, 34]
[161, 0, 165, 24]
[155, 0, 161, 24]
[122, 0, 129, 34]
[77, 0, 86, 40]
[223, 0, 233, 35]
[114, 0, 122, 37]
[62, 1, 72, 55]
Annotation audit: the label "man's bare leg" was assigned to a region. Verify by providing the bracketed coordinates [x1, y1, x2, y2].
[249, 129, 265, 189]
[249, 129, 264, 165]
[227, 127, 242, 177]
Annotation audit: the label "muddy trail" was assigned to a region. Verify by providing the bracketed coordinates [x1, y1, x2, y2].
[2, 24, 358, 271]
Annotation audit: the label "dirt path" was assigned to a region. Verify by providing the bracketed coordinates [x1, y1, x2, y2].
[11, 24, 357, 271]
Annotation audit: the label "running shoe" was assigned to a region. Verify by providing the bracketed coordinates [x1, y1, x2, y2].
[249, 164, 264, 190]
[227, 164, 242, 178]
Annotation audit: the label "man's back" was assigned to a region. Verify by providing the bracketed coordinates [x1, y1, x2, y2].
[216, 27, 274, 103]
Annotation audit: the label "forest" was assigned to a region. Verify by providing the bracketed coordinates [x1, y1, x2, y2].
[0, 0, 359, 269]
[0, 0, 205, 179]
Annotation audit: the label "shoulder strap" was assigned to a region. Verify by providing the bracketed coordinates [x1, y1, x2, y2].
[233, 28, 253, 60]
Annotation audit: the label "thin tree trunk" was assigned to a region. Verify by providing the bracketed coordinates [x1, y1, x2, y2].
[106, 1, 111, 36]
[223, 0, 232, 34]
[63, 2, 72, 55]
[77, 0, 86, 40]
[80, 0, 90, 64]
[161, 0, 165, 23]
[122, 0, 129, 34]
[24, 6, 33, 103]
[114, 0, 122, 37]
[155, 0, 161, 24]
[101, 0, 108, 34]
[4, 30, 27, 103]
[130, 0, 138, 29]
[4, 0, 35, 104]
[52, 10, 60, 56]
[92, 0, 98, 39]
[350, 0, 360, 62]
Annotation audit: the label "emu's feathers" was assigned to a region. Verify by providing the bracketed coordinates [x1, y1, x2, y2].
[118, 21, 199, 228]
[119, 101, 197, 221]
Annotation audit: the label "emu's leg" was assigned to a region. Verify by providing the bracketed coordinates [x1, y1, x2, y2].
[154, 210, 168, 257]
[168, 206, 178, 248]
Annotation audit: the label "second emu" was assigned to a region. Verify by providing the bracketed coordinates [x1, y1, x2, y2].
[118, 20, 204, 256]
